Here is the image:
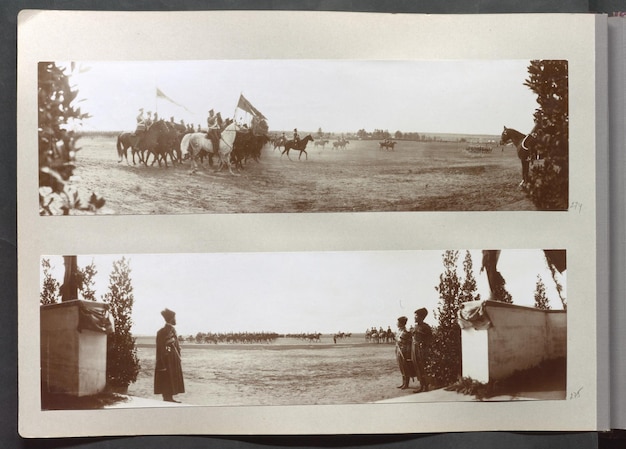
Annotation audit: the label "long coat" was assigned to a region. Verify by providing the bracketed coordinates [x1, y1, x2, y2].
[395, 327, 416, 379]
[154, 323, 185, 396]
[411, 322, 432, 384]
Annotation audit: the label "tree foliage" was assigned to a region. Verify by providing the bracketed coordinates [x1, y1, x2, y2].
[534, 275, 551, 310]
[429, 250, 463, 386]
[523, 60, 569, 210]
[459, 250, 481, 304]
[77, 261, 98, 301]
[40, 258, 60, 305]
[102, 257, 140, 388]
[38, 62, 104, 215]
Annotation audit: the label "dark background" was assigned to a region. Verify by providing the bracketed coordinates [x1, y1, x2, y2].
[4, 1, 624, 448]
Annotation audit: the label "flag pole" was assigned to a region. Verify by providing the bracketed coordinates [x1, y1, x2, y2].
[233, 92, 241, 124]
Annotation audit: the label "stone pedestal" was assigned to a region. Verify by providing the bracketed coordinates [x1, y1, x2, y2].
[459, 300, 566, 383]
[40, 300, 109, 397]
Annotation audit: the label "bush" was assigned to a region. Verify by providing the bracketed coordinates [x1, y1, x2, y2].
[102, 257, 140, 389]
[38, 62, 105, 215]
[524, 60, 569, 210]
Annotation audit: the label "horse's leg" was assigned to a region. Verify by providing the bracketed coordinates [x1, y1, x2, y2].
[521, 158, 529, 187]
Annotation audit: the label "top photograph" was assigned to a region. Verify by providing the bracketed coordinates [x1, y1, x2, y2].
[38, 58, 569, 215]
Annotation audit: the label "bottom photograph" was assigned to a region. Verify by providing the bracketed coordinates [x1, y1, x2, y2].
[39, 249, 567, 410]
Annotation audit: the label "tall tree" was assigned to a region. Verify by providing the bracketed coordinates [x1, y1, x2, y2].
[534, 275, 551, 310]
[523, 60, 569, 210]
[102, 257, 140, 389]
[77, 260, 98, 301]
[40, 258, 60, 305]
[459, 251, 481, 304]
[430, 250, 463, 385]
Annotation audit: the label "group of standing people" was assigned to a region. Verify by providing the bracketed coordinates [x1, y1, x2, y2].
[395, 307, 432, 393]
[151, 305, 433, 404]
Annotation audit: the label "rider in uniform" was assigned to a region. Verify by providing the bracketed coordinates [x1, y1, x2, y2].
[293, 128, 300, 145]
[206, 109, 222, 152]
[134, 108, 147, 138]
[145, 111, 153, 128]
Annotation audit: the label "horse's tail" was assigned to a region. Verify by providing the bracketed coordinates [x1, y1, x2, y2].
[116, 134, 123, 161]
[180, 133, 191, 159]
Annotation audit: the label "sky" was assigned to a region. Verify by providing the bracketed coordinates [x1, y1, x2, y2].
[59, 60, 538, 135]
[41, 250, 565, 337]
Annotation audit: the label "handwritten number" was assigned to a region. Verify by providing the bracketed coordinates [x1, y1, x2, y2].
[569, 202, 583, 213]
[570, 387, 583, 399]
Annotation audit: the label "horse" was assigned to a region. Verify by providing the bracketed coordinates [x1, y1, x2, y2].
[116, 132, 144, 165]
[272, 137, 286, 152]
[232, 131, 269, 169]
[379, 141, 396, 151]
[314, 139, 328, 149]
[280, 134, 314, 160]
[182, 121, 239, 175]
[332, 139, 349, 150]
[135, 120, 179, 168]
[499, 126, 539, 188]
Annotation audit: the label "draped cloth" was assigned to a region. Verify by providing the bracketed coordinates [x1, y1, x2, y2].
[154, 323, 185, 396]
[77, 301, 114, 334]
[457, 301, 492, 330]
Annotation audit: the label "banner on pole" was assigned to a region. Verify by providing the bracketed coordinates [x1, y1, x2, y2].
[156, 87, 193, 113]
[236, 94, 267, 120]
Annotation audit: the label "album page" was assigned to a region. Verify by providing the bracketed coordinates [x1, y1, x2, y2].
[17, 10, 608, 436]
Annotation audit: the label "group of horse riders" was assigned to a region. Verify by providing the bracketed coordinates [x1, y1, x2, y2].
[134, 106, 269, 147]
[277, 128, 300, 145]
[135, 108, 201, 136]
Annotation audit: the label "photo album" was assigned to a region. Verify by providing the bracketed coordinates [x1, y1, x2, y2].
[17, 10, 611, 437]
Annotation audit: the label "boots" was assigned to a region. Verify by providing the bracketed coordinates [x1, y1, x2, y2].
[397, 376, 409, 389]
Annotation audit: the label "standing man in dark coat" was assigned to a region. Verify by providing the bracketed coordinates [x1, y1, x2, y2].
[154, 308, 184, 403]
[411, 307, 432, 393]
[395, 316, 415, 389]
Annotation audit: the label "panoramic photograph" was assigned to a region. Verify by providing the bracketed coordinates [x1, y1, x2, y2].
[39, 249, 567, 409]
[38, 59, 569, 215]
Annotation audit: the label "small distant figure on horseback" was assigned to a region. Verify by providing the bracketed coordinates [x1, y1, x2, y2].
[379, 138, 396, 151]
[281, 128, 313, 160]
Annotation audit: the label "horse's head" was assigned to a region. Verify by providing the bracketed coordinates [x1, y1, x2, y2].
[500, 126, 511, 145]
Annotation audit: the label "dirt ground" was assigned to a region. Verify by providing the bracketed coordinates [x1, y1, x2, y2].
[72, 135, 536, 215]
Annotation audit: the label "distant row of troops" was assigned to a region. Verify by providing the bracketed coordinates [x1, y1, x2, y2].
[395, 307, 432, 393]
[151, 305, 433, 404]
[136, 108, 203, 134]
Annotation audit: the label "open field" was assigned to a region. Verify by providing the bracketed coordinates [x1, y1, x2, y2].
[72, 135, 536, 214]
[127, 335, 565, 406]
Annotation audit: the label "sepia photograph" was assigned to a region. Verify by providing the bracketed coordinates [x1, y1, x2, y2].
[38, 59, 569, 215]
[39, 249, 567, 410]
[19, 10, 604, 437]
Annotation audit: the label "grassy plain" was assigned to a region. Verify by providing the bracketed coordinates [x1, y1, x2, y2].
[73, 136, 535, 214]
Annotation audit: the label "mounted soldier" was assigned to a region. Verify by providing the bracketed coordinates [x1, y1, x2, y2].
[206, 109, 223, 153]
[145, 111, 153, 128]
[134, 108, 147, 138]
